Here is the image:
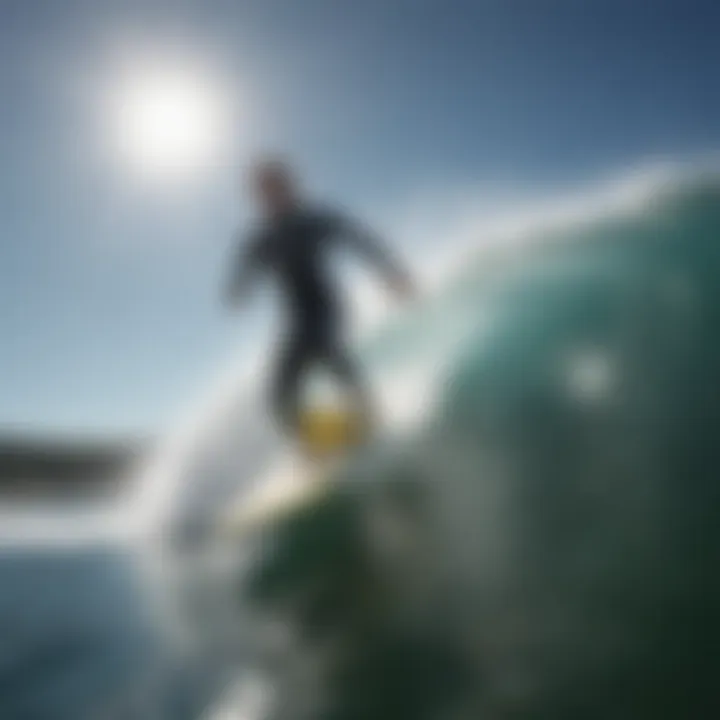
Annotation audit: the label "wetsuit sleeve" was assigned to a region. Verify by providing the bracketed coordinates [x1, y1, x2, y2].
[330, 212, 410, 285]
[224, 232, 265, 307]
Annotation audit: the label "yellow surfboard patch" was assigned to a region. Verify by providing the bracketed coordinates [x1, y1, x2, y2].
[296, 406, 369, 459]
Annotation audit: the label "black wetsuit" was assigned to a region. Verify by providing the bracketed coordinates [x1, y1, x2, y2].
[228, 205, 405, 430]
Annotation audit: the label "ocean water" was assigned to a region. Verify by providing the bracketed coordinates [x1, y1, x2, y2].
[3, 167, 720, 719]
[0, 525, 234, 720]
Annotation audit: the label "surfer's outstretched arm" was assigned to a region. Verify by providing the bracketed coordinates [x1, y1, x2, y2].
[336, 214, 415, 297]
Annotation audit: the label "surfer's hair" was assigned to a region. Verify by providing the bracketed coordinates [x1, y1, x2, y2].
[250, 156, 295, 187]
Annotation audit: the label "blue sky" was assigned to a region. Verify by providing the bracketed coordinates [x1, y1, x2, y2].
[1, 0, 719, 435]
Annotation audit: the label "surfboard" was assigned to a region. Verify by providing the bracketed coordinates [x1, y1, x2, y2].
[219, 405, 372, 538]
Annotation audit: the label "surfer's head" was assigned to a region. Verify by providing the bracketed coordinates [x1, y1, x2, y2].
[250, 157, 299, 217]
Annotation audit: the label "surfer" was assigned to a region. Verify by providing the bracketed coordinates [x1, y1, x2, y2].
[225, 158, 415, 440]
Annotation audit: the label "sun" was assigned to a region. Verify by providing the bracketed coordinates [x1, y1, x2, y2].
[113, 68, 228, 180]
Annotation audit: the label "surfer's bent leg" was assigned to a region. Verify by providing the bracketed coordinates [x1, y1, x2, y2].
[270, 312, 372, 433]
[270, 331, 313, 432]
[323, 340, 373, 425]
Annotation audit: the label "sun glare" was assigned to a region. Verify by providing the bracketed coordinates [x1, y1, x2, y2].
[113, 68, 228, 180]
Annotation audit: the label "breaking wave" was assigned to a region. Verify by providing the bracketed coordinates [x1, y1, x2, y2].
[129, 158, 720, 718]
